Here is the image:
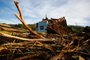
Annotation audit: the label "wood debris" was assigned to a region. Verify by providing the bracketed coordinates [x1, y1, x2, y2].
[0, 1, 90, 60]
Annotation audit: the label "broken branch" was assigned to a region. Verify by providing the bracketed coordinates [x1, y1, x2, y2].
[14, 1, 45, 39]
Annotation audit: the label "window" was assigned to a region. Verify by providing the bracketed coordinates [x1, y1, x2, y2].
[40, 26, 44, 30]
[36, 23, 38, 28]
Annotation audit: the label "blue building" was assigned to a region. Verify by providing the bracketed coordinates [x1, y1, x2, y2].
[36, 17, 48, 32]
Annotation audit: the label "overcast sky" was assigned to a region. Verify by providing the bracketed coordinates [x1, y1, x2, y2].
[0, 0, 90, 26]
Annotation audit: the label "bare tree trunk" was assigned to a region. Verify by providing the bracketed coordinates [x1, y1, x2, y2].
[14, 1, 45, 39]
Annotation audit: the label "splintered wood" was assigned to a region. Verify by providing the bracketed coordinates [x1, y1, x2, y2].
[47, 17, 68, 35]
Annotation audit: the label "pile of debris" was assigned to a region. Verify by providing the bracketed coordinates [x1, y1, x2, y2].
[47, 17, 68, 35]
[0, 32, 90, 60]
[0, 1, 90, 60]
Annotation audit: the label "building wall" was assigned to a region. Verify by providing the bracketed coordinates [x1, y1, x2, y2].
[36, 21, 48, 32]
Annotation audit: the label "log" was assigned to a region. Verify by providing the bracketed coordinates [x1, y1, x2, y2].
[14, 1, 45, 39]
[0, 32, 50, 42]
[0, 27, 25, 33]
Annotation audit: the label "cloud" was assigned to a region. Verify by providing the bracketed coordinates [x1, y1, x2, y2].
[0, 0, 90, 26]
[18, 0, 90, 26]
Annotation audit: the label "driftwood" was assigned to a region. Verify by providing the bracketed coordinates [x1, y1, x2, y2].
[0, 32, 50, 42]
[0, 24, 11, 28]
[14, 1, 45, 39]
[0, 27, 25, 33]
[50, 40, 80, 60]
